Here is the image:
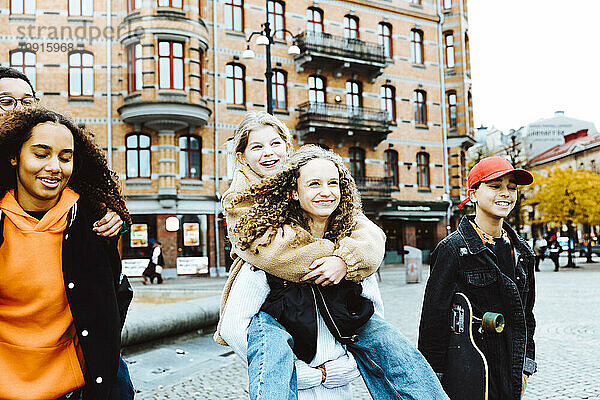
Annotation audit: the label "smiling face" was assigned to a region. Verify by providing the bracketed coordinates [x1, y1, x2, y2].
[236, 126, 291, 177]
[469, 174, 518, 220]
[292, 158, 341, 223]
[11, 122, 74, 211]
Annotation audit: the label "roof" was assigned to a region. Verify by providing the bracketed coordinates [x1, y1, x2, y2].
[529, 129, 600, 165]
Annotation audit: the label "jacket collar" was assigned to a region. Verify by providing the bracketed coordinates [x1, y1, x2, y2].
[457, 215, 534, 258]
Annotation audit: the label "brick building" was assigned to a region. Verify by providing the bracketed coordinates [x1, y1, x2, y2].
[0, 0, 473, 272]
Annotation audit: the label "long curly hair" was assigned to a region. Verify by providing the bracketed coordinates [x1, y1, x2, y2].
[229, 145, 362, 252]
[0, 107, 131, 225]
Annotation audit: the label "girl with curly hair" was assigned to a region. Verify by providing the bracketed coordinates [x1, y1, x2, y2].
[220, 144, 449, 400]
[0, 107, 133, 399]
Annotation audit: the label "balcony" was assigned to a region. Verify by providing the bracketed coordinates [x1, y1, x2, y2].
[294, 32, 389, 79]
[296, 101, 392, 143]
[355, 176, 395, 198]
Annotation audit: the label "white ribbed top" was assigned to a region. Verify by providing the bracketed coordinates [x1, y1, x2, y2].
[220, 262, 384, 400]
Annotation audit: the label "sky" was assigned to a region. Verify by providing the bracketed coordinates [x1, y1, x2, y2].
[468, 0, 600, 133]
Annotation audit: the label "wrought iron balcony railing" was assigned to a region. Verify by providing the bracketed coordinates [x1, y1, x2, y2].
[297, 101, 390, 127]
[295, 31, 387, 64]
[354, 176, 396, 197]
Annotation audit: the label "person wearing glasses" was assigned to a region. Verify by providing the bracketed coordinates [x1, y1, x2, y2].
[0, 67, 124, 237]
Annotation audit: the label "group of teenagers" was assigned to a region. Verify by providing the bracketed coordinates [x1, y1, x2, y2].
[0, 64, 536, 400]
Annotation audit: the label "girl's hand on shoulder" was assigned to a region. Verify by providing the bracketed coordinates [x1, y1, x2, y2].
[300, 256, 347, 286]
[93, 209, 124, 237]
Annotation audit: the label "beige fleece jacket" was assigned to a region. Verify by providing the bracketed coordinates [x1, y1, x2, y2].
[214, 165, 386, 345]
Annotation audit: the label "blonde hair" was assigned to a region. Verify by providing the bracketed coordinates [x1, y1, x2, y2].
[229, 144, 362, 252]
[232, 111, 293, 155]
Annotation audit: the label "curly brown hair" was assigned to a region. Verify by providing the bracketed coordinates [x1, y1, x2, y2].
[229, 144, 362, 252]
[0, 107, 131, 225]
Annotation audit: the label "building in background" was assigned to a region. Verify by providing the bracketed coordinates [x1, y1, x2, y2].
[0, 0, 473, 270]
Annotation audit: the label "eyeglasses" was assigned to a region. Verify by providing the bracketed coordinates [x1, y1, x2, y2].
[0, 95, 40, 111]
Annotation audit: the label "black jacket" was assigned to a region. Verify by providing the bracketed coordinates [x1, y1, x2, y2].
[0, 200, 133, 400]
[418, 216, 536, 400]
[261, 273, 374, 363]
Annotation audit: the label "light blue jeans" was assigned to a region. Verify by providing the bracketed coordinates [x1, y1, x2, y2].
[247, 311, 448, 400]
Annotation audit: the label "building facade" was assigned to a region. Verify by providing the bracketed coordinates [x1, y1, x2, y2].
[0, 0, 473, 271]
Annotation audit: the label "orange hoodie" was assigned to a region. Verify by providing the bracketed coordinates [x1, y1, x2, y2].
[0, 188, 86, 400]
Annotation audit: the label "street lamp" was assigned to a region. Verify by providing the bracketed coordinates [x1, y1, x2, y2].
[242, 2, 299, 114]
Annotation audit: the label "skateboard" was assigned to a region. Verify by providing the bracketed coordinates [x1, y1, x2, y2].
[441, 292, 504, 400]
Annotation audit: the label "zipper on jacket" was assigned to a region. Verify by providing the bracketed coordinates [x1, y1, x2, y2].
[312, 286, 358, 342]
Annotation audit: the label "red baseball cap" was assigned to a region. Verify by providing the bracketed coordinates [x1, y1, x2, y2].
[458, 156, 533, 209]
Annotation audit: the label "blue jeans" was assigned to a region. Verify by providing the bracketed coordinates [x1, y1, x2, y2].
[247, 312, 448, 400]
[247, 311, 297, 400]
[110, 356, 135, 400]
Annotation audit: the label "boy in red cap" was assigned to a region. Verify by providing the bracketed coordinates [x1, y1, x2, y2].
[418, 156, 537, 400]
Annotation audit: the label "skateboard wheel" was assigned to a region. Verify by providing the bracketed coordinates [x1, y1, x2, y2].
[481, 312, 504, 333]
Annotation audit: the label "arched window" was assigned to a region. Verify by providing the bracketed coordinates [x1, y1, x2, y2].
[378, 22, 392, 58]
[272, 69, 287, 110]
[344, 15, 359, 39]
[447, 91, 457, 128]
[126, 42, 143, 93]
[10, 49, 36, 90]
[179, 135, 201, 179]
[384, 149, 399, 186]
[410, 29, 423, 64]
[307, 7, 323, 33]
[225, 0, 243, 32]
[226, 63, 245, 105]
[308, 75, 325, 103]
[158, 41, 184, 90]
[268, 0, 285, 39]
[346, 80, 362, 108]
[69, 0, 93, 16]
[444, 31, 455, 68]
[417, 152, 430, 188]
[11, 0, 35, 14]
[380, 85, 395, 121]
[349, 147, 365, 179]
[68, 50, 94, 97]
[126, 134, 151, 178]
[157, 0, 183, 8]
[414, 90, 427, 125]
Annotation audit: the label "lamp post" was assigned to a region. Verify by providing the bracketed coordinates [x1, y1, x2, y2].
[241, 2, 299, 114]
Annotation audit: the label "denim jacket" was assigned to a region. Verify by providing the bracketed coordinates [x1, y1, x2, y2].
[418, 215, 536, 400]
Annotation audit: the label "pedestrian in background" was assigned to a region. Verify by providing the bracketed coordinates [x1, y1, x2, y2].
[142, 240, 165, 284]
[533, 236, 547, 272]
[419, 156, 537, 400]
[548, 235, 562, 272]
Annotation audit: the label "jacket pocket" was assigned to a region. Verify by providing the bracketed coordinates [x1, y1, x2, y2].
[464, 269, 497, 287]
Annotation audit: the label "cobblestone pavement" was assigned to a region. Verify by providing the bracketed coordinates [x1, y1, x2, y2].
[125, 257, 600, 399]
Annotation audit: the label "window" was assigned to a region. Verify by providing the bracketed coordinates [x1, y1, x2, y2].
[306, 7, 323, 33]
[158, 41, 184, 90]
[344, 15, 359, 39]
[127, 0, 141, 12]
[346, 80, 362, 108]
[225, 0, 243, 32]
[384, 149, 399, 186]
[378, 22, 392, 58]
[414, 90, 427, 125]
[411, 0, 422, 4]
[69, 50, 94, 97]
[410, 29, 423, 64]
[444, 31, 455, 68]
[380, 85, 395, 121]
[271, 69, 287, 110]
[226, 63, 245, 105]
[11, 0, 35, 14]
[69, 0, 93, 16]
[444, 0, 452, 10]
[126, 134, 151, 178]
[10, 49, 36, 90]
[126, 42, 143, 93]
[179, 135, 201, 179]
[268, 0, 285, 39]
[157, 0, 183, 7]
[349, 147, 365, 179]
[447, 91, 457, 128]
[417, 152, 430, 188]
[308, 75, 325, 103]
